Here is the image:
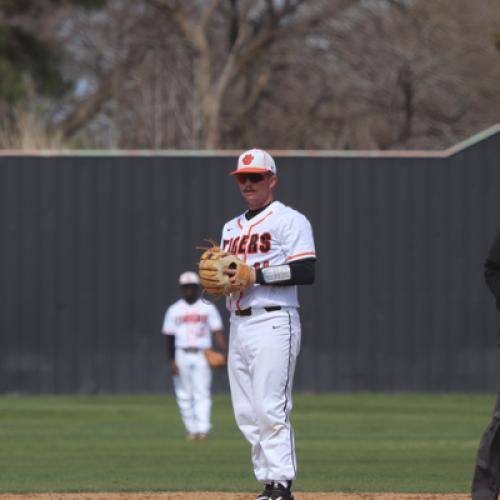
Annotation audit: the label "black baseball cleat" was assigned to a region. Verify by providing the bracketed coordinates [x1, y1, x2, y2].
[255, 482, 273, 500]
[268, 481, 294, 500]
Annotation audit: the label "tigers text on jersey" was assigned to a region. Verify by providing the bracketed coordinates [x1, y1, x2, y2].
[162, 298, 223, 349]
[221, 200, 316, 311]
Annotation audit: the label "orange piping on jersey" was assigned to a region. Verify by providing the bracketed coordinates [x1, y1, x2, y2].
[286, 252, 316, 262]
[242, 211, 274, 263]
[236, 290, 243, 311]
[237, 218, 243, 229]
[233, 209, 273, 312]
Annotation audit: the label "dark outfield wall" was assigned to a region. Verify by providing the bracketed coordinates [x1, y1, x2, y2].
[1, 127, 500, 394]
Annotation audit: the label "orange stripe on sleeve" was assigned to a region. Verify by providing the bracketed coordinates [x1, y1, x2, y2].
[286, 252, 316, 262]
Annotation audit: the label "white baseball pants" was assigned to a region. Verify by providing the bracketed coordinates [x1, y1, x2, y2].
[228, 308, 301, 482]
[173, 349, 212, 435]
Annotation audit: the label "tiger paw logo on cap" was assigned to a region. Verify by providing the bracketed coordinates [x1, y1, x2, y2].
[231, 148, 277, 176]
[242, 154, 254, 165]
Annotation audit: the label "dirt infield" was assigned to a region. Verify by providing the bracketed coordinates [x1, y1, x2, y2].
[0, 493, 471, 500]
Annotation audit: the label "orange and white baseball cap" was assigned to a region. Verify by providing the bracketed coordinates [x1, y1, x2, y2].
[179, 271, 200, 286]
[230, 148, 277, 176]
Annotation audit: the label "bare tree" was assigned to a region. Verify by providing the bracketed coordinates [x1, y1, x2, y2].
[316, 0, 500, 149]
[141, 0, 351, 148]
[4, 0, 499, 150]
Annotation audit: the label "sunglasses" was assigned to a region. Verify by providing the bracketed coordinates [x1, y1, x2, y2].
[236, 173, 267, 184]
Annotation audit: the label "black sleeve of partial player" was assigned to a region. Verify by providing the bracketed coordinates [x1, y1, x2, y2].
[166, 335, 175, 360]
[485, 227, 500, 309]
[255, 258, 316, 286]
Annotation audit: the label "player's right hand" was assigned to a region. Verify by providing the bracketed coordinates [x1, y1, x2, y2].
[170, 360, 179, 375]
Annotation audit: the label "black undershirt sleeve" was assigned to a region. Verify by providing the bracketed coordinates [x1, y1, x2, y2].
[166, 335, 175, 360]
[255, 258, 315, 286]
[485, 227, 500, 309]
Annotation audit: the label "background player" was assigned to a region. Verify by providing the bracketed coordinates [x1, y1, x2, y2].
[221, 149, 316, 500]
[161, 271, 226, 441]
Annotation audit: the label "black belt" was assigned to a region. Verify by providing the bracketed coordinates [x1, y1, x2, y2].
[182, 347, 201, 353]
[235, 306, 282, 316]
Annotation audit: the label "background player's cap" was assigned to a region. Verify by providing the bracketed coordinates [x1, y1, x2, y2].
[179, 271, 200, 286]
[230, 148, 277, 176]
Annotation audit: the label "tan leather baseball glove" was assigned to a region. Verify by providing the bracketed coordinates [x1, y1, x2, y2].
[204, 349, 227, 368]
[198, 241, 252, 297]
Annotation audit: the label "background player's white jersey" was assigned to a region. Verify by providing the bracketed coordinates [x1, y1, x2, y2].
[221, 200, 316, 311]
[162, 299, 223, 349]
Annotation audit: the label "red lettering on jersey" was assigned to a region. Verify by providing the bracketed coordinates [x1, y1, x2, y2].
[259, 232, 272, 253]
[227, 232, 272, 255]
[238, 235, 249, 254]
[247, 234, 259, 254]
[230, 236, 240, 254]
[177, 314, 208, 324]
[254, 260, 269, 270]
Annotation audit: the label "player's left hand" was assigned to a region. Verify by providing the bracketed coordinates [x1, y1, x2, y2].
[224, 266, 256, 287]
[197, 242, 253, 296]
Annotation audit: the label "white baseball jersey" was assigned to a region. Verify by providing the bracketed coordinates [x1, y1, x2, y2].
[221, 200, 316, 311]
[162, 298, 223, 349]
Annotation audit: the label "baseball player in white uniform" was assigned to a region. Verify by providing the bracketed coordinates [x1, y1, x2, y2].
[162, 271, 226, 440]
[221, 149, 316, 500]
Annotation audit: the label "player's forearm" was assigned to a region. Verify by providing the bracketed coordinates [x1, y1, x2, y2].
[166, 335, 176, 360]
[255, 258, 315, 286]
[213, 330, 227, 351]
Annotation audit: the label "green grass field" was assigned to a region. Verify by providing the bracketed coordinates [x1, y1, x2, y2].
[0, 393, 493, 493]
